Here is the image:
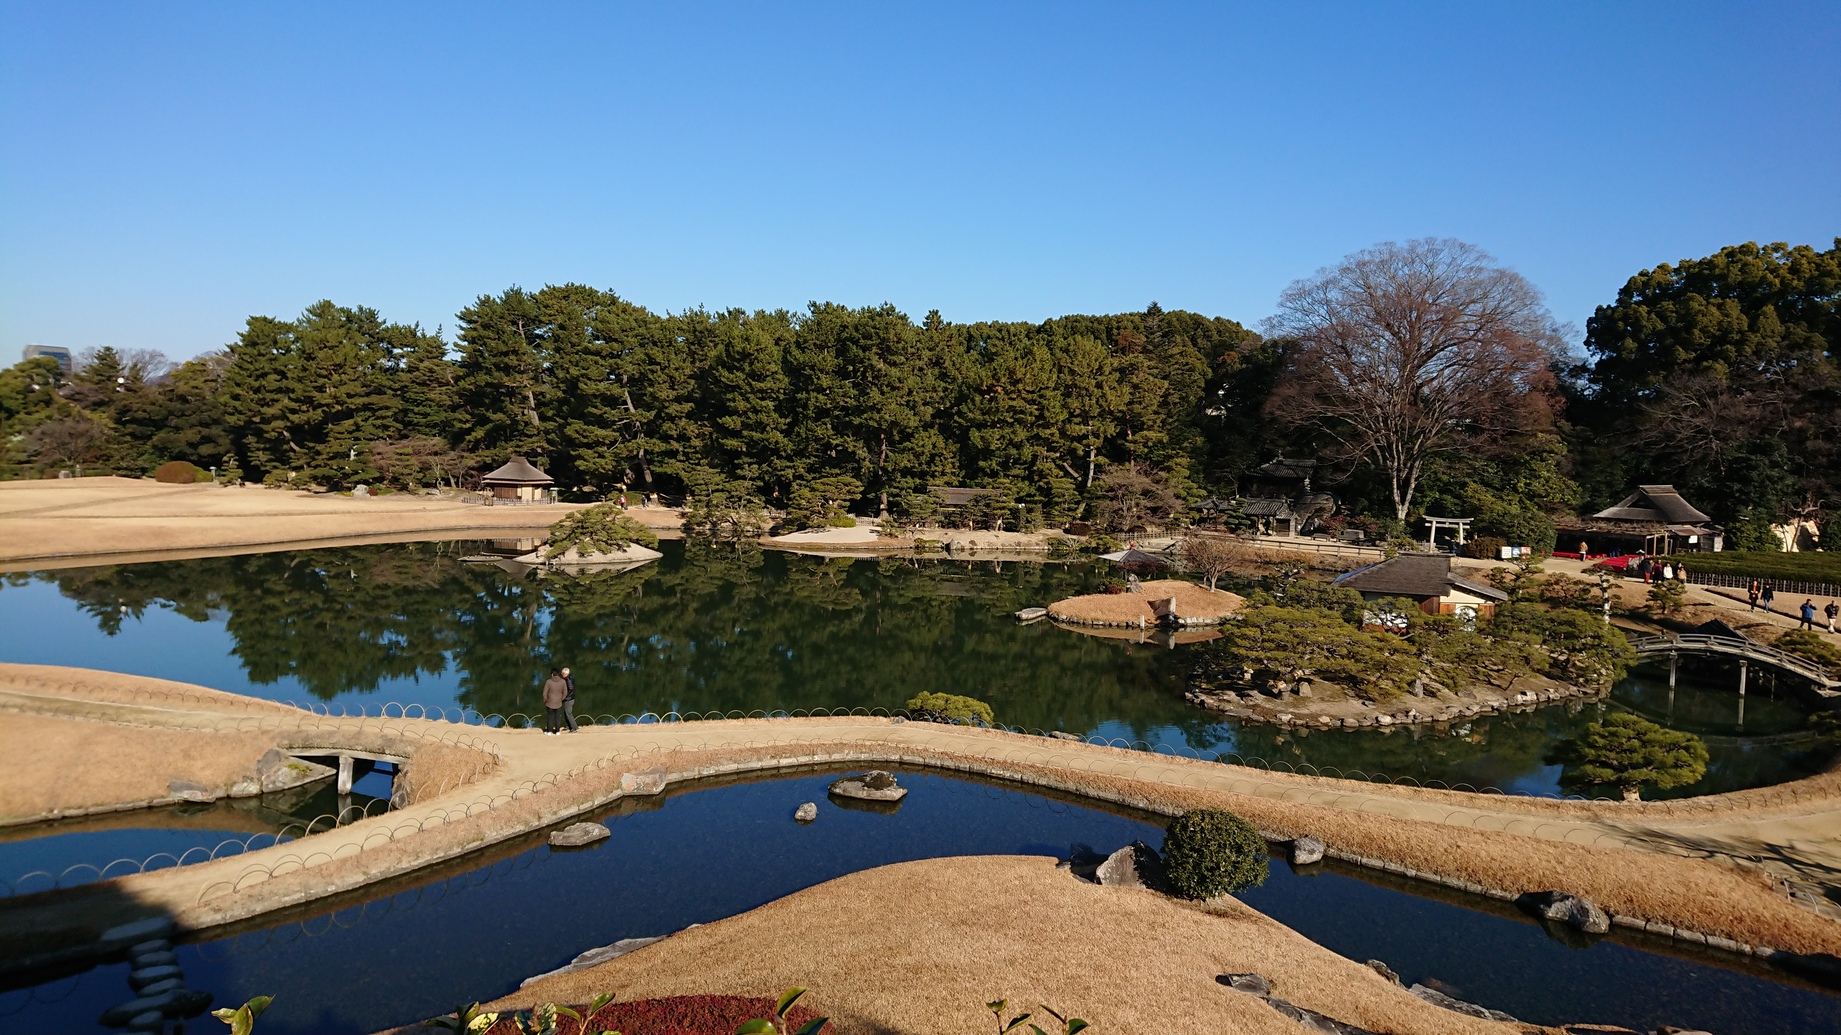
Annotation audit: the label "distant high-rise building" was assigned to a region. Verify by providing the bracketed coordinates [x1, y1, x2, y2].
[22, 344, 73, 376]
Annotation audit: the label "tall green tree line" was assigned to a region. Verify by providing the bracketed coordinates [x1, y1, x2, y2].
[4, 236, 1832, 538]
[1565, 238, 1840, 546]
[108, 287, 1259, 520]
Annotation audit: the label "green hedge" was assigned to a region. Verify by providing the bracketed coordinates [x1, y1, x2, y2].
[1685, 551, 1841, 584]
[1161, 808, 1268, 899]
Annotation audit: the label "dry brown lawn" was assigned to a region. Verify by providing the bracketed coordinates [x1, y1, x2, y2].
[0, 478, 683, 568]
[493, 855, 1529, 1035]
[0, 712, 277, 823]
[393, 742, 503, 804]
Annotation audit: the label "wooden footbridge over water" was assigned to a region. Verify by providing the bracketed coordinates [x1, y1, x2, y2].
[1628, 633, 1839, 697]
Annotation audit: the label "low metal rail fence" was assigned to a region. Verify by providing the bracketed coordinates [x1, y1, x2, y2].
[1687, 570, 1841, 599]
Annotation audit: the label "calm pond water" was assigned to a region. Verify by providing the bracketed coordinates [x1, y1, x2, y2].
[3, 769, 1835, 1035]
[1, 541, 1833, 799]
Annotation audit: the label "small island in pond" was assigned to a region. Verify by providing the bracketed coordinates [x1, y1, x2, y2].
[1048, 579, 1246, 628]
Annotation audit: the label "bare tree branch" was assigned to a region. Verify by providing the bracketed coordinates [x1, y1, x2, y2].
[1262, 239, 1565, 521]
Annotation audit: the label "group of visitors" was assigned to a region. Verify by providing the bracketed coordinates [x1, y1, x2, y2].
[1804, 598, 1840, 633]
[1748, 580, 1775, 613]
[1749, 580, 1841, 632]
[541, 666, 578, 734]
[1632, 554, 1687, 584]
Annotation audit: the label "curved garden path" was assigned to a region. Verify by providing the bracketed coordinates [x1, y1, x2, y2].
[2, 663, 1838, 977]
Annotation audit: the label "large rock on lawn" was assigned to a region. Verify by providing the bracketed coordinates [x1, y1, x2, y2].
[1094, 841, 1165, 891]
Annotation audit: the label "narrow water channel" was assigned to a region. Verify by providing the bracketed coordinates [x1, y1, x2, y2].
[0, 771, 395, 895]
[3, 770, 1835, 1035]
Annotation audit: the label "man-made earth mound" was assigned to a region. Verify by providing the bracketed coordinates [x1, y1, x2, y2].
[497, 855, 1517, 1035]
[1048, 579, 1244, 627]
[475, 995, 822, 1035]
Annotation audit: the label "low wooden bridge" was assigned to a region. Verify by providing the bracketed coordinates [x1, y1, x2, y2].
[1628, 634, 1838, 696]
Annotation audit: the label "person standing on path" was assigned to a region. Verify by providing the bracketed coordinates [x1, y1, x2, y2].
[560, 666, 579, 733]
[1748, 580, 1761, 612]
[1800, 599, 1818, 631]
[1826, 599, 1839, 633]
[541, 669, 568, 735]
[1762, 581, 1777, 613]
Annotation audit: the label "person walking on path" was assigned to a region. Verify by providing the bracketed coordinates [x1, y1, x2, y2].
[1800, 599, 1819, 631]
[1661, 561, 1675, 582]
[560, 666, 579, 733]
[1826, 599, 1839, 633]
[541, 669, 568, 735]
[1762, 581, 1777, 613]
[1748, 580, 1761, 612]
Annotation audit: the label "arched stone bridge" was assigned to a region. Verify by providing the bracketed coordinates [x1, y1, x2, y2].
[1628, 634, 1838, 696]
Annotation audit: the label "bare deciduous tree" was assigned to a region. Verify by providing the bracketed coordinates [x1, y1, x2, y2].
[1263, 238, 1565, 521]
[1180, 534, 1241, 590]
[27, 418, 109, 469]
[1095, 463, 1186, 532]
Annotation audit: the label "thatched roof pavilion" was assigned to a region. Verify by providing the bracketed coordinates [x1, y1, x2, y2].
[1554, 484, 1719, 555]
[482, 456, 553, 501]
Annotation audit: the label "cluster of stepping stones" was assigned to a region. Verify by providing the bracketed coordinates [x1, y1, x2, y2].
[98, 926, 212, 1032]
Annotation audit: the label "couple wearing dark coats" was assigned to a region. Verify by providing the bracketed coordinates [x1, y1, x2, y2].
[541, 666, 577, 734]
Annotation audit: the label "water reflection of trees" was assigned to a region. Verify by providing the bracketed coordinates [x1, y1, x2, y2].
[1229, 710, 1566, 790]
[24, 543, 1830, 794]
[22, 543, 1206, 741]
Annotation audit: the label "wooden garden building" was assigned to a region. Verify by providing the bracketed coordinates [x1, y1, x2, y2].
[1333, 554, 1508, 626]
[1553, 485, 1721, 557]
[481, 456, 554, 502]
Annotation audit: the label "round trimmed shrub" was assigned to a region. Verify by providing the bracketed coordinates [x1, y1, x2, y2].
[903, 691, 994, 726]
[1462, 536, 1507, 560]
[153, 460, 200, 484]
[1162, 808, 1268, 899]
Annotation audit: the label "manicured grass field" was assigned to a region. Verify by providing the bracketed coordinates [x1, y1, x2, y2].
[1687, 551, 1841, 584]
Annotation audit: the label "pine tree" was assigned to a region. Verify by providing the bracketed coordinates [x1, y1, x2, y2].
[455, 287, 550, 463]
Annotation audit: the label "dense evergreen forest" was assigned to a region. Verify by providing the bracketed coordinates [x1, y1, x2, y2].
[3, 238, 1835, 546]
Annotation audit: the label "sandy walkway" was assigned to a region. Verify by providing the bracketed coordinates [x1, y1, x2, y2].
[494, 855, 1520, 1035]
[1539, 556, 1841, 649]
[0, 478, 683, 570]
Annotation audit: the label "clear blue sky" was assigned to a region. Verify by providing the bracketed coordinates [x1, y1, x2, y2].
[2, 2, 1837, 361]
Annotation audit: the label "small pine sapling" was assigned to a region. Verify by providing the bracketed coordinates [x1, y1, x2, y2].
[422, 1002, 499, 1033]
[212, 996, 273, 1035]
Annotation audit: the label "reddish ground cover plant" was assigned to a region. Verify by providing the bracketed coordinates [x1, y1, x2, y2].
[475, 995, 825, 1035]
